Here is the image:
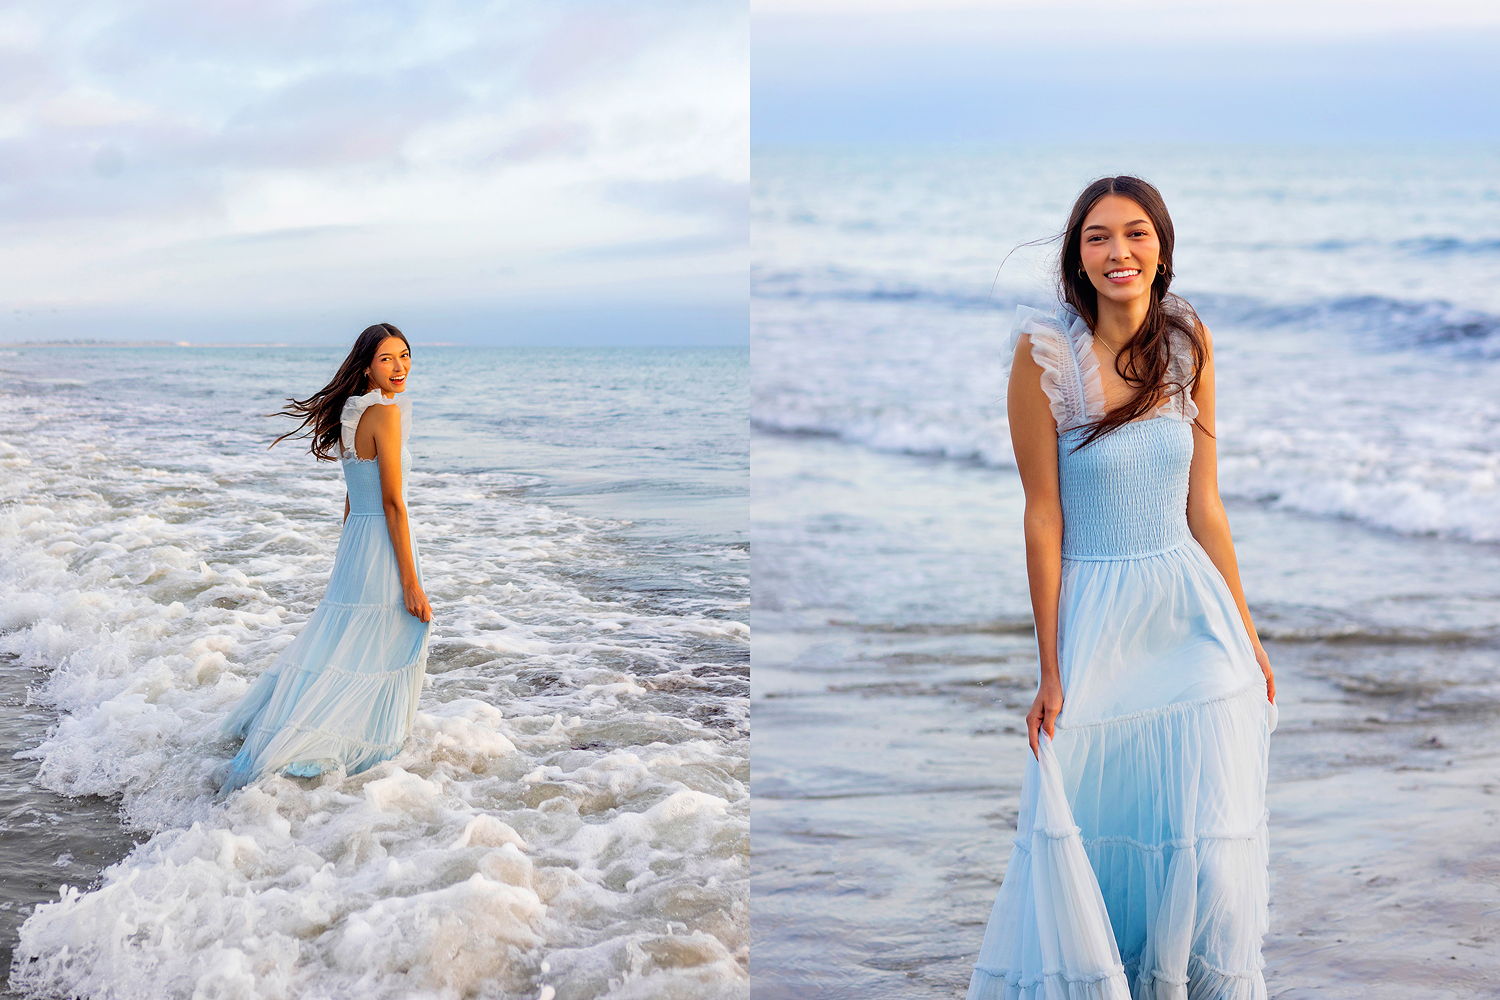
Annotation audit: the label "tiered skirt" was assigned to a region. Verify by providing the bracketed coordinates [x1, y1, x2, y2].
[968, 539, 1276, 1000]
[219, 511, 429, 794]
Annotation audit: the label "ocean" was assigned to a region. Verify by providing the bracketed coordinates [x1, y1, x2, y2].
[0, 344, 748, 999]
[751, 146, 1500, 997]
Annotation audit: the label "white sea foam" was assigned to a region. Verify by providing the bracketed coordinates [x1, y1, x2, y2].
[0, 362, 747, 998]
[752, 292, 1500, 544]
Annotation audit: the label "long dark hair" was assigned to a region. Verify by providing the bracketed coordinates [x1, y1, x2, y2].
[271, 323, 410, 460]
[1059, 176, 1208, 449]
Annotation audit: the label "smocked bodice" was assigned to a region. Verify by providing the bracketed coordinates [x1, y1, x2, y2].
[1057, 418, 1192, 559]
[338, 390, 413, 516]
[1006, 302, 1202, 559]
[342, 449, 411, 514]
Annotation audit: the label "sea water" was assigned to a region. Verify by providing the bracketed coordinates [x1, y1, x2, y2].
[751, 146, 1500, 997]
[0, 345, 748, 999]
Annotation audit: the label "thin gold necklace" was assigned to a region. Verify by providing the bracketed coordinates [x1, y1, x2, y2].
[1094, 335, 1127, 361]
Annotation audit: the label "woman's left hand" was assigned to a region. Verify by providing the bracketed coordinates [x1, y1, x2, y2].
[1255, 643, 1275, 703]
[404, 582, 433, 624]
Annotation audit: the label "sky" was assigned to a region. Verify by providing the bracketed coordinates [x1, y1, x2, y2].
[0, 0, 747, 345]
[754, 0, 1500, 145]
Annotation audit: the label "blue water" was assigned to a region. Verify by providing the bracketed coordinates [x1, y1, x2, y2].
[0, 344, 749, 998]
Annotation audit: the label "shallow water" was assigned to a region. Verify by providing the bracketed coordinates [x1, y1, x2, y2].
[0, 345, 748, 999]
[750, 145, 1500, 997]
[752, 432, 1500, 998]
[0, 655, 141, 991]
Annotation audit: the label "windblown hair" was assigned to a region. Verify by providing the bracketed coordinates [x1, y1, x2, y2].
[271, 323, 410, 460]
[1059, 176, 1208, 449]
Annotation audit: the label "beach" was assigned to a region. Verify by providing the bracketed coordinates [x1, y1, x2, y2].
[750, 145, 1500, 997]
[0, 344, 749, 999]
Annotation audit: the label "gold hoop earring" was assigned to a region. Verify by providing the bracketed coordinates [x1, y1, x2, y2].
[1077, 266, 1086, 278]
[1157, 262, 1167, 276]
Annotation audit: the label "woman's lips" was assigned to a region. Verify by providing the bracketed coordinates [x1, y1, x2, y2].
[1105, 268, 1141, 283]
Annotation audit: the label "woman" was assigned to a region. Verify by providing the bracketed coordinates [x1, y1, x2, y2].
[218, 323, 433, 795]
[967, 177, 1277, 999]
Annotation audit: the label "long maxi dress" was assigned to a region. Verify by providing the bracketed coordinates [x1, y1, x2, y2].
[219, 389, 431, 794]
[967, 303, 1277, 1000]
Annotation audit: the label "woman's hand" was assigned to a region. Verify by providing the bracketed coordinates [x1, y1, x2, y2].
[1255, 643, 1275, 703]
[1027, 675, 1064, 758]
[403, 582, 432, 623]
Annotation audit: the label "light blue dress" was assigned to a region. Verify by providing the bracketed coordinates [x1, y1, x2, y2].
[219, 390, 430, 794]
[967, 305, 1276, 1000]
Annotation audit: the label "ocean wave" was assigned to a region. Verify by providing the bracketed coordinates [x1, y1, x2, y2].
[0, 386, 748, 998]
[750, 407, 1011, 468]
[755, 266, 1500, 357]
[1194, 293, 1500, 355]
[752, 267, 1009, 313]
[1396, 236, 1500, 257]
[751, 396, 1500, 544]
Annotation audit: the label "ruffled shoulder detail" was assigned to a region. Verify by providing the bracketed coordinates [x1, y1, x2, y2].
[1153, 309, 1202, 424]
[1006, 304, 1104, 432]
[339, 390, 411, 457]
[1066, 310, 1109, 430]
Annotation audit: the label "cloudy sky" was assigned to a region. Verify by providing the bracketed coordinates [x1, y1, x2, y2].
[1, 0, 747, 344]
[755, 0, 1500, 144]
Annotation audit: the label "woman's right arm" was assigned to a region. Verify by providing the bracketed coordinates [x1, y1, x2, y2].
[1008, 335, 1064, 758]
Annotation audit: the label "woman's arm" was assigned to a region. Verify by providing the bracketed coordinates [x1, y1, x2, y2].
[1185, 327, 1274, 701]
[1008, 335, 1066, 756]
[361, 404, 433, 624]
[344, 494, 350, 523]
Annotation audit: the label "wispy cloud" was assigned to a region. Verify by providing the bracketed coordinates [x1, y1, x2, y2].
[0, 0, 748, 343]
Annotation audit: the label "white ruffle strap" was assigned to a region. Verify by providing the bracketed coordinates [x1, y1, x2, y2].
[1008, 303, 1201, 431]
[1008, 305, 1105, 434]
[1067, 313, 1109, 430]
[1151, 325, 1201, 424]
[340, 390, 411, 457]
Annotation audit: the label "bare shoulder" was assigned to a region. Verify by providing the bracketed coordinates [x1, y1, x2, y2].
[1196, 319, 1215, 350]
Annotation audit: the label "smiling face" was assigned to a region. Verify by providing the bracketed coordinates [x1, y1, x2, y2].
[1078, 194, 1162, 308]
[365, 335, 412, 396]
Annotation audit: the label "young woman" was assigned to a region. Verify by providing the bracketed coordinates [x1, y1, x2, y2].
[218, 323, 433, 795]
[967, 177, 1277, 999]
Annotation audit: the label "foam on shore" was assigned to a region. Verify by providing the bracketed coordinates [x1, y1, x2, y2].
[0, 369, 748, 999]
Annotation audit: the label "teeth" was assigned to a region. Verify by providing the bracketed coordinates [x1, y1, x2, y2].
[1106, 270, 1140, 278]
